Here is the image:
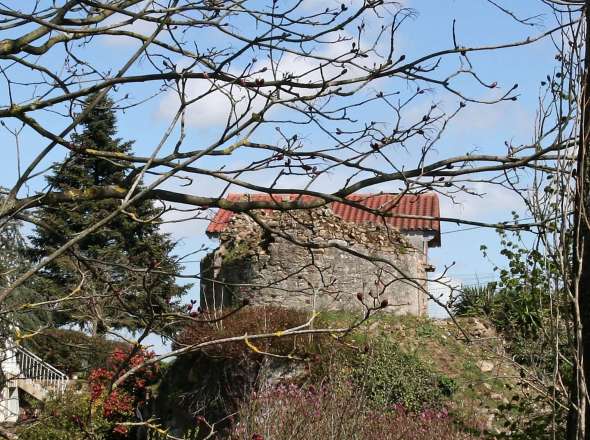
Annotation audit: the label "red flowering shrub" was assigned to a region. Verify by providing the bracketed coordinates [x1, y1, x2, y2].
[89, 348, 159, 438]
[17, 348, 160, 440]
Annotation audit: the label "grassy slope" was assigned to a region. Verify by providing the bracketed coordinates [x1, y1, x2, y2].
[317, 311, 523, 432]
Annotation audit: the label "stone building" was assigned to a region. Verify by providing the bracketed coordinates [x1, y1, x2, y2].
[201, 193, 440, 316]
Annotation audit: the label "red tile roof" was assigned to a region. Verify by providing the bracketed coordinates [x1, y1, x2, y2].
[206, 193, 441, 246]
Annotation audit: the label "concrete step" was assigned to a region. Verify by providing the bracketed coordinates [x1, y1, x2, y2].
[13, 380, 49, 401]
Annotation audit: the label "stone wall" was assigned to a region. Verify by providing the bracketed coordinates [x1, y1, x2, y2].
[201, 207, 429, 315]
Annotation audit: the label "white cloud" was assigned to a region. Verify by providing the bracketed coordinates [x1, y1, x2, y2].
[157, 71, 270, 130]
[157, 175, 229, 238]
[102, 19, 158, 47]
[99, 1, 158, 47]
[440, 182, 525, 223]
[448, 99, 534, 143]
[156, 26, 390, 130]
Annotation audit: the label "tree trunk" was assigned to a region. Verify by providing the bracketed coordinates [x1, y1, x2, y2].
[568, 3, 590, 439]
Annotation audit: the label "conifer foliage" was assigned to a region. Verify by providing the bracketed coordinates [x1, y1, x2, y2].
[0, 200, 53, 333]
[29, 95, 186, 334]
[0, 208, 26, 287]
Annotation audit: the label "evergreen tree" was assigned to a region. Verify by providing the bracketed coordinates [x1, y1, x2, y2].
[0, 203, 52, 334]
[29, 95, 187, 334]
[0, 213, 26, 286]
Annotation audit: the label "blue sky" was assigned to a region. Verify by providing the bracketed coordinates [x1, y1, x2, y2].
[0, 1, 565, 345]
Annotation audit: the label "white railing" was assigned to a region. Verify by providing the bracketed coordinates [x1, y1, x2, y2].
[13, 345, 68, 394]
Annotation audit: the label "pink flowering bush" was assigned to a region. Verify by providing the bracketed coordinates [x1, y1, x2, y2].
[231, 383, 484, 440]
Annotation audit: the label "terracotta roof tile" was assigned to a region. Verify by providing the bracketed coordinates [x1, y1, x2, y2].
[206, 193, 440, 246]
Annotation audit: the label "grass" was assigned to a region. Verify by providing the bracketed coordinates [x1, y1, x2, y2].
[314, 310, 521, 433]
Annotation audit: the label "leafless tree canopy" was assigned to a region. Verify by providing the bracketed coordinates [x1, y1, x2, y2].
[2, 0, 590, 437]
[0, 1, 572, 292]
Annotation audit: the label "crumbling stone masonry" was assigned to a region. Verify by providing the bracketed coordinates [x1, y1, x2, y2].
[201, 207, 431, 316]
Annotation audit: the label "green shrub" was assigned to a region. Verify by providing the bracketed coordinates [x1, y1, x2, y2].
[453, 281, 547, 339]
[453, 280, 560, 370]
[475, 229, 570, 373]
[451, 283, 497, 318]
[17, 390, 111, 440]
[350, 338, 454, 412]
[24, 328, 130, 376]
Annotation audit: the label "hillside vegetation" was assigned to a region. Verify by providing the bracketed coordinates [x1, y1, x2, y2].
[154, 307, 539, 439]
[19, 307, 552, 439]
